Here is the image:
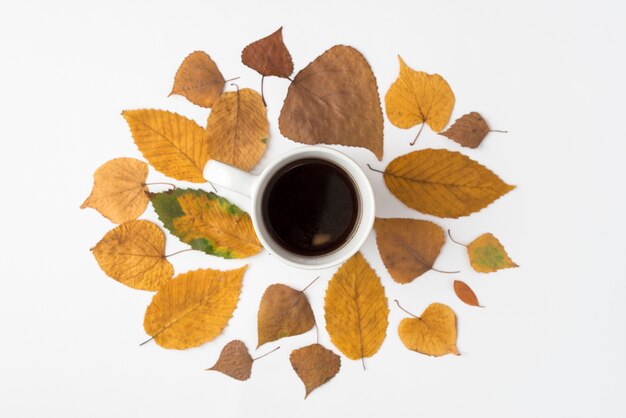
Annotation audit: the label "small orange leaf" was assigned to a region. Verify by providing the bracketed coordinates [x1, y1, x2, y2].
[440, 112, 491, 148]
[290, 344, 341, 398]
[242, 27, 293, 78]
[91, 220, 173, 291]
[170, 51, 225, 108]
[385, 56, 455, 143]
[374, 218, 445, 284]
[467, 233, 518, 273]
[81, 158, 149, 224]
[397, 302, 459, 357]
[453, 280, 481, 307]
[207, 340, 253, 381]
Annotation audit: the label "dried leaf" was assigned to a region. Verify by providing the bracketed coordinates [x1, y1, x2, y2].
[150, 188, 262, 259]
[290, 344, 340, 398]
[122, 109, 209, 183]
[257, 284, 314, 348]
[324, 252, 388, 364]
[206, 88, 269, 171]
[279, 45, 384, 159]
[385, 56, 455, 142]
[242, 27, 293, 78]
[453, 280, 481, 307]
[374, 218, 445, 284]
[81, 158, 149, 224]
[170, 51, 225, 108]
[382, 149, 515, 218]
[440, 112, 490, 148]
[208, 340, 253, 381]
[398, 302, 459, 356]
[468, 233, 518, 273]
[91, 220, 173, 291]
[143, 266, 246, 349]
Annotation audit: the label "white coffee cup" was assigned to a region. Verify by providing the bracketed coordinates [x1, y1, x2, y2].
[203, 146, 375, 270]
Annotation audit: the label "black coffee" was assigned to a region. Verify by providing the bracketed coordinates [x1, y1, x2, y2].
[262, 158, 359, 256]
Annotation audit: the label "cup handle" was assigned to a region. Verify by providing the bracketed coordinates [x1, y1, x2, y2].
[203, 160, 257, 197]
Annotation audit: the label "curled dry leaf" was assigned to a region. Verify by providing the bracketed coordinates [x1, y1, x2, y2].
[81, 158, 149, 224]
[257, 284, 314, 348]
[373, 218, 445, 284]
[290, 344, 341, 398]
[279, 45, 384, 160]
[381, 149, 515, 218]
[91, 220, 173, 291]
[122, 109, 209, 183]
[143, 266, 246, 349]
[397, 302, 459, 357]
[453, 280, 481, 307]
[468, 233, 518, 273]
[150, 188, 262, 259]
[324, 252, 388, 366]
[385, 56, 455, 143]
[242, 27, 294, 78]
[208, 340, 253, 381]
[206, 88, 269, 171]
[439, 112, 492, 149]
[170, 51, 225, 108]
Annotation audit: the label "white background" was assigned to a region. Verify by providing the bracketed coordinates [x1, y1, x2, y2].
[1, 0, 625, 417]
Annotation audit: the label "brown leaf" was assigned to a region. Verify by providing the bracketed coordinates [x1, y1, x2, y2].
[279, 45, 384, 160]
[374, 218, 445, 284]
[453, 280, 481, 307]
[242, 27, 293, 78]
[440, 112, 490, 148]
[206, 88, 269, 171]
[382, 149, 515, 218]
[208, 340, 253, 381]
[81, 158, 149, 224]
[324, 252, 388, 365]
[397, 302, 459, 357]
[467, 233, 518, 273]
[170, 51, 225, 108]
[290, 344, 341, 398]
[91, 220, 173, 291]
[257, 284, 314, 348]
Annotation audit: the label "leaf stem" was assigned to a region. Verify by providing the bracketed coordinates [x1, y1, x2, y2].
[260, 75, 267, 107]
[301, 276, 320, 293]
[253, 345, 280, 361]
[394, 300, 419, 319]
[410, 123, 425, 146]
[144, 182, 177, 190]
[164, 248, 196, 258]
[139, 336, 154, 346]
[366, 163, 385, 174]
[447, 229, 468, 247]
[224, 76, 240, 83]
[361, 356, 366, 371]
[209, 182, 217, 193]
[489, 129, 508, 133]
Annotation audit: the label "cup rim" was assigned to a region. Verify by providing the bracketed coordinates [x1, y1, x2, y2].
[250, 146, 375, 270]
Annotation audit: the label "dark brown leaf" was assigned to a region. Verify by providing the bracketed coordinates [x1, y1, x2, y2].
[453, 280, 482, 307]
[439, 112, 490, 148]
[290, 344, 341, 398]
[242, 27, 293, 78]
[207, 340, 253, 381]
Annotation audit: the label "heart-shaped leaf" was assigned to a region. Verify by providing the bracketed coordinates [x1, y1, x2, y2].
[397, 302, 459, 357]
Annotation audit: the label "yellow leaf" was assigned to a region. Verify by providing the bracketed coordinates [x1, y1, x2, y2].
[206, 88, 269, 171]
[467, 233, 518, 273]
[150, 188, 262, 259]
[373, 218, 445, 284]
[382, 149, 515, 218]
[170, 51, 225, 108]
[91, 220, 173, 291]
[385, 56, 455, 143]
[143, 266, 246, 349]
[81, 158, 149, 224]
[324, 252, 388, 366]
[397, 302, 459, 357]
[122, 109, 210, 183]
